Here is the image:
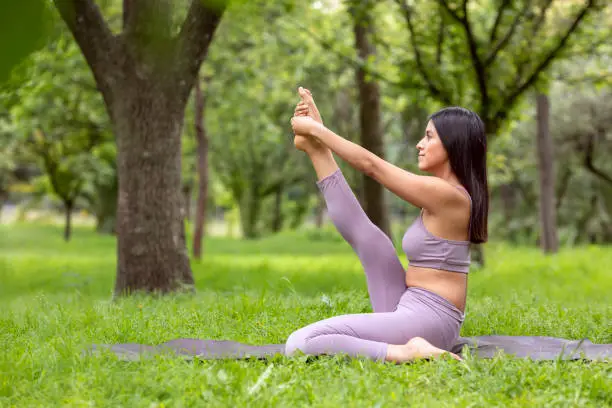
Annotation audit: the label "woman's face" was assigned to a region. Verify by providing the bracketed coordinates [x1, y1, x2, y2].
[416, 120, 449, 173]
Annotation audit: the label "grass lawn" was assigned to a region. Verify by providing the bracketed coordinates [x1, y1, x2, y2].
[1, 223, 610, 407]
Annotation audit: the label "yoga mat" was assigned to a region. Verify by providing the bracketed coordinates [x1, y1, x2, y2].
[88, 336, 611, 362]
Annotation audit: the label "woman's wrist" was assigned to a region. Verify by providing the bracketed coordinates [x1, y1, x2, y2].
[309, 121, 327, 141]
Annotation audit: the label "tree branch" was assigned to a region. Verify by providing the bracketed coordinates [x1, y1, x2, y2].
[123, 0, 173, 56]
[584, 133, 612, 185]
[174, 0, 226, 102]
[554, 70, 612, 85]
[497, 0, 597, 123]
[556, 166, 572, 211]
[395, 0, 451, 105]
[438, 0, 488, 113]
[512, 0, 554, 84]
[489, 0, 511, 44]
[485, 0, 531, 67]
[33, 130, 68, 200]
[283, 16, 417, 92]
[531, 0, 554, 37]
[53, 0, 116, 82]
[436, 4, 445, 65]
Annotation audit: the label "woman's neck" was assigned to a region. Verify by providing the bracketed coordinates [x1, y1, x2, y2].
[431, 164, 461, 186]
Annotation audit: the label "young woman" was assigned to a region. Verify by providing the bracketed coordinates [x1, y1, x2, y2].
[285, 87, 488, 363]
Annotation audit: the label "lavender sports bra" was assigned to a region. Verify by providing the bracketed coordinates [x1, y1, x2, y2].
[401, 186, 472, 274]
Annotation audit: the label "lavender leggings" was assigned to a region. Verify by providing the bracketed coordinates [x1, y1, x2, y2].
[285, 168, 464, 361]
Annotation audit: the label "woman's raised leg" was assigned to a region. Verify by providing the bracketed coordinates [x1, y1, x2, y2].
[314, 164, 407, 313]
[294, 88, 406, 313]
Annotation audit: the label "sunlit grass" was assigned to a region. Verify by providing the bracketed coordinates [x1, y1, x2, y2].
[1, 222, 610, 407]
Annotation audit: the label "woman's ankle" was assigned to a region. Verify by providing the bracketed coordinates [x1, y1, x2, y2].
[306, 146, 331, 158]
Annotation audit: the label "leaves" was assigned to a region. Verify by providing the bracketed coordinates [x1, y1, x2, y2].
[3, 28, 112, 206]
[0, 0, 55, 83]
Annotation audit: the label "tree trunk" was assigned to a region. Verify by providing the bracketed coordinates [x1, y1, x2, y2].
[193, 78, 209, 259]
[536, 92, 558, 253]
[53, 0, 225, 295]
[112, 82, 194, 294]
[182, 182, 193, 222]
[64, 201, 73, 242]
[469, 245, 484, 269]
[271, 185, 284, 233]
[0, 189, 7, 222]
[289, 189, 310, 229]
[351, 1, 391, 239]
[499, 183, 516, 241]
[315, 195, 325, 228]
[240, 186, 262, 239]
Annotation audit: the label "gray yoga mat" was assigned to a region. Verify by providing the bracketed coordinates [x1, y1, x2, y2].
[88, 336, 611, 362]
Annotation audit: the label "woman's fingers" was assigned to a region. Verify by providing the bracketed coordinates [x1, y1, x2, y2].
[294, 104, 309, 116]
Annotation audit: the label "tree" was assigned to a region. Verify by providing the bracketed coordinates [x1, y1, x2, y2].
[203, 0, 338, 238]
[52, 0, 227, 294]
[392, 0, 601, 137]
[0, 130, 16, 218]
[348, 0, 392, 239]
[5, 36, 111, 241]
[387, 0, 602, 262]
[192, 75, 209, 259]
[487, 78, 612, 246]
[535, 91, 558, 253]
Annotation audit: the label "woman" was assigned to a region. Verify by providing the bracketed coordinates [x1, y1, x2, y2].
[285, 87, 488, 363]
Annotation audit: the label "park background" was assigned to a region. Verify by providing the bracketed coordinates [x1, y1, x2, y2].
[1, 0, 610, 406]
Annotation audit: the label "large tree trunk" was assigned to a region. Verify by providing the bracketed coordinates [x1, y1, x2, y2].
[113, 83, 193, 294]
[351, 0, 391, 239]
[536, 93, 558, 253]
[64, 200, 73, 242]
[193, 77, 209, 259]
[53, 0, 225, 295]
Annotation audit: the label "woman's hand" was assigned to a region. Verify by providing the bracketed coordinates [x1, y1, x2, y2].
[291, 115, 322, 138]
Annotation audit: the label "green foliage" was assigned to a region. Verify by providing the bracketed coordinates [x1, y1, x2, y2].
[0, 0, 55, 83]
[486, 76, 612, 245]
[0, 115, 17, 198]
[0, 29, 115, 237]
[2, 0, 611, 247]
[200, 0, 350, 237]
[1, 223, 610, 406]
[383, 0, 607, 134]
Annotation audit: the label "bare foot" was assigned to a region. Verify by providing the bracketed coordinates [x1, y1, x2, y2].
[298, 87, 323, 124]
[293, 87, 327, 153]
[386, 337, 462, 363]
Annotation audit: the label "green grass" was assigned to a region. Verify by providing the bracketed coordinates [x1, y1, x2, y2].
[1, 223, 610, 407]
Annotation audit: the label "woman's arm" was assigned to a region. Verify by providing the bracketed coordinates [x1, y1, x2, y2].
[291, 117, 463, 213]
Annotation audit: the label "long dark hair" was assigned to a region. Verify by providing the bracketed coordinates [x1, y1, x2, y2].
[429, 107, 489, 243]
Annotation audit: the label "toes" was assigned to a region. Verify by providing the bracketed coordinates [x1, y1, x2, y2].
[451, 353, 463, 361]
